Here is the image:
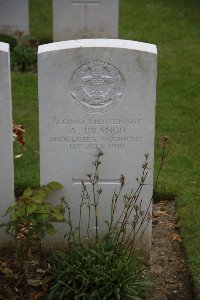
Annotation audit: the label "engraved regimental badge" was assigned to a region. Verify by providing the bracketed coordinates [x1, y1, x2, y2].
[70, 61, 124, 113]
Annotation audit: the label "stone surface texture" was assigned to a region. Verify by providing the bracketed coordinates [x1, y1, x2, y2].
[53, 0, 119, 41]
[0, 0, 29, 36]
[38, 39, 157, 253]
[0, 42, 14, 247]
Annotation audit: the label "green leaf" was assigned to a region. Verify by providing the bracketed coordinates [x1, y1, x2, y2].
[28, 216, 37, 225]
[15, 206, 26, 217]
[36, 206, 51, 214]
[51, 205, 64, 215]
[32, 194, 45, 204]
[48, 181, 63, 191]
[50, 213, 65, 221]
[27, 204, 38, 215]
[23, 187, 33, 197]
[35, 226, 46, 238]
[38, 213, 49, 221]
[11, 214, 17, 221]
[43, 185, 52, 194]
[116, 293, 121, 300]
[36, 189, 47, 199]
[6, 205, 16, 214]
[46, 223, 57, 235]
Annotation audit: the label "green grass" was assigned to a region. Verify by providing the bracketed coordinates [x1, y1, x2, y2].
[29, 0, 52, 42]
[11, 0, 200, 296]
[120, 0, 200, 296]
[12, 72, 39, 191]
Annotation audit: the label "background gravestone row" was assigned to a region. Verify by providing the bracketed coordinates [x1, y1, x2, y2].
[0, 0, 119, 40]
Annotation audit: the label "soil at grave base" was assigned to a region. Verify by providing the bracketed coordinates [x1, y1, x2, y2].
[145, 198, 196, 300]
[0, 199, 196, 300]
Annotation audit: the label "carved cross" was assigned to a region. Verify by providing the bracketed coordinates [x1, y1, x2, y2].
[73, 178, 120, 185]
[72, 0, 100, 4]
[73, 177, 120, 229]
[71, 0, 101, 36]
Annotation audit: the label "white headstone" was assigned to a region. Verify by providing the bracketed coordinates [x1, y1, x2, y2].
[0, 0, 29, 37]
[0, 42, 14, 247]
[53, 0, 119, 41]
[38, 39, 157, 254]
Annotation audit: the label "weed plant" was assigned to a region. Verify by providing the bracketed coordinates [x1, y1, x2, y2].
[64, 150, 151, 254]
[48, 241, 149, 300]
[47, 149, 158, 299]
[3, 33, 38, 72]
[0, 181, 64, 267]
[0, 34, 18, 50]
[11, 43, 37, 71]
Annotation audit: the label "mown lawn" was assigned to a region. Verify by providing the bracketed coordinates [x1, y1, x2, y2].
[12, 0, 200, 296]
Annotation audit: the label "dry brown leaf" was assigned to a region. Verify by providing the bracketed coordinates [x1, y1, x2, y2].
[159, 200, 168, 204]
[27, 279, 43, 287]
[0, 266, 14, 277]
[157, 210, 168, 216]
[171, 233, 182, 242]
[174, 223, 180, 229]
[31, 291, 47, 300]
